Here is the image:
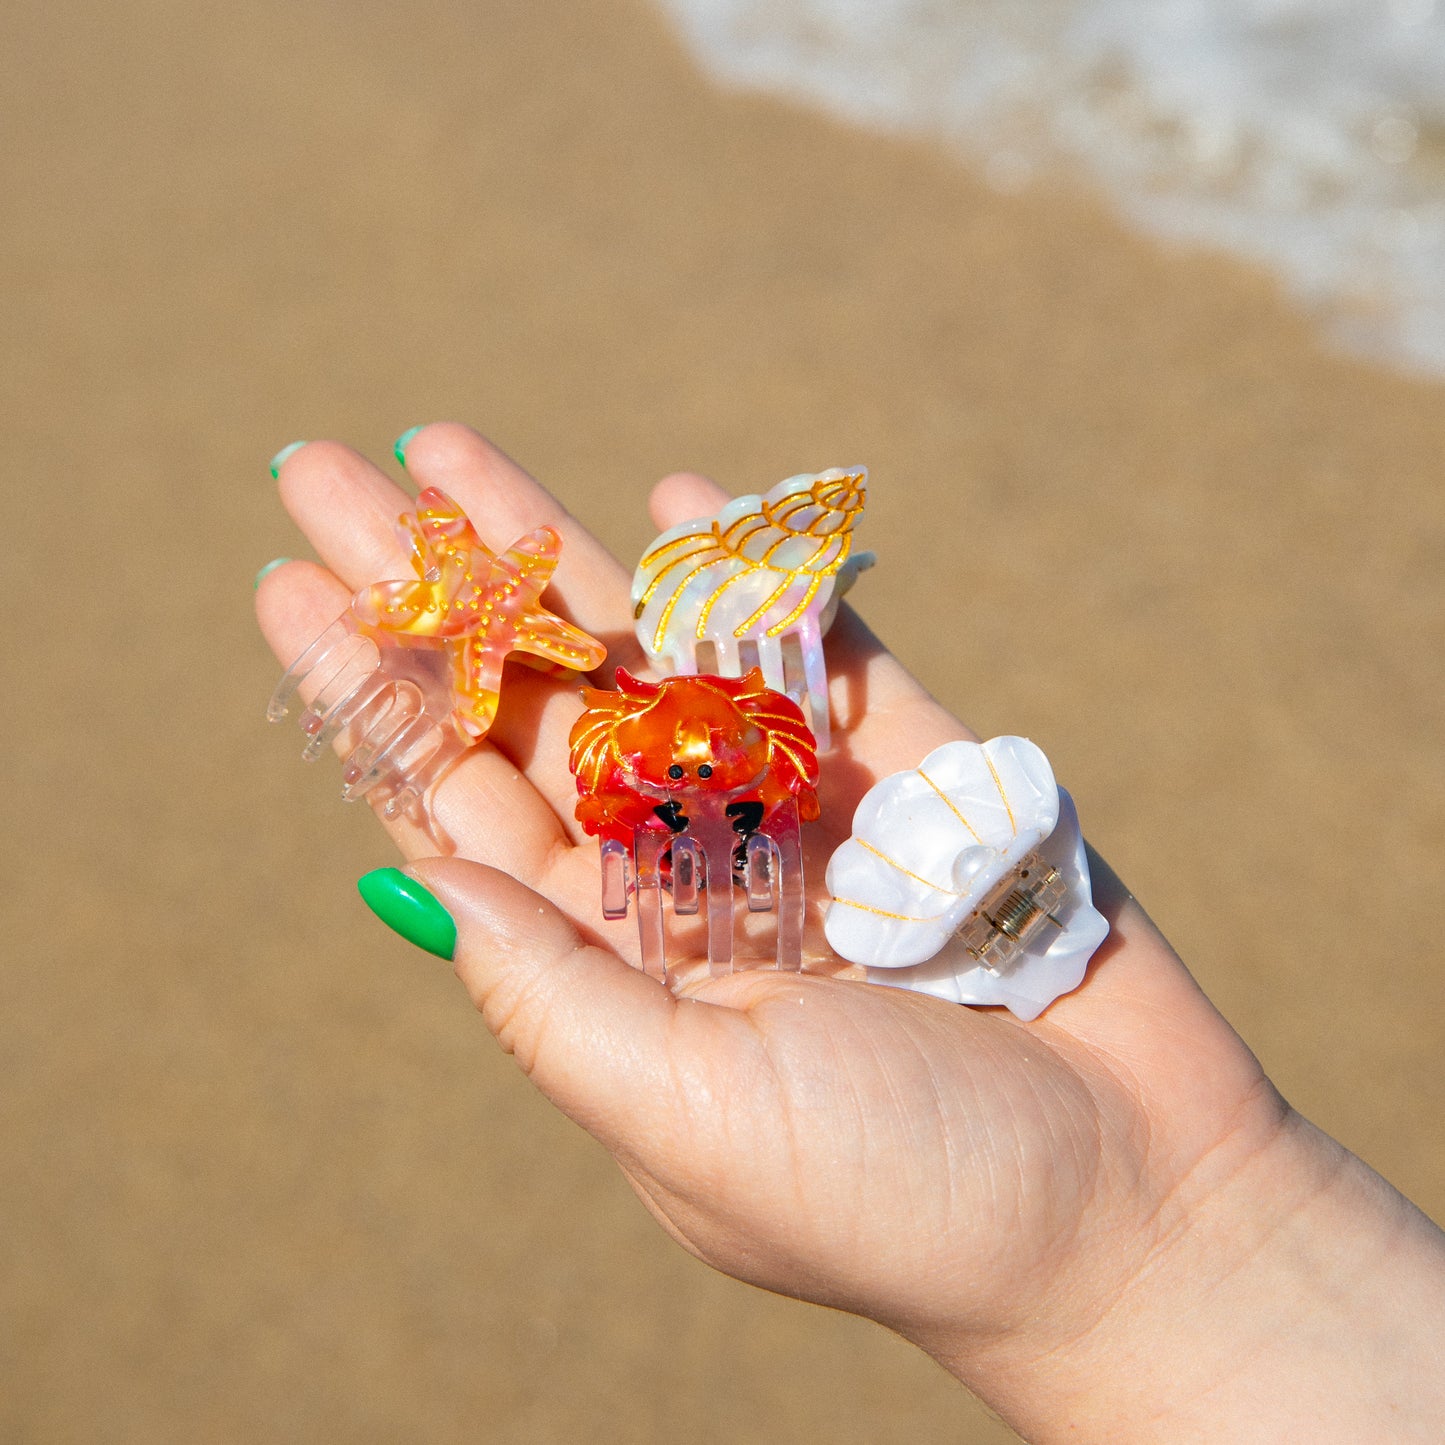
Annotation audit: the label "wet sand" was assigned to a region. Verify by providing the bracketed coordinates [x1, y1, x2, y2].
[5, 0, 1444, 1440]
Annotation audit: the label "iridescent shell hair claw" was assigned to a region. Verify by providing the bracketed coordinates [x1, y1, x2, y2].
[269, 487, 607, 850]
[568, 669, 820, 980]
[631, 467, 873, 751]
[824, 736, 1108, 1021]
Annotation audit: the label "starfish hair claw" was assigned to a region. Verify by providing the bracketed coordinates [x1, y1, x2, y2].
[269, 488, 607, 849]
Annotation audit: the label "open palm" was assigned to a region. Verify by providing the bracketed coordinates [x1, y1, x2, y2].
[255, 424, 1292, 1413]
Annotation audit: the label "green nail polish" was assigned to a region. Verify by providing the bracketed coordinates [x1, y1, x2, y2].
[393, 426, 425, 466]
[269, 440, 307, 478]
[357, 868, 456, 960]
[253, 557, 293, 590]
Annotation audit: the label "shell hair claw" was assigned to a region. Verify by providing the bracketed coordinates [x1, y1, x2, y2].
[269, 487, 607, 849]
[824, 736, 1108, 1020]
[631, 467, 872, 751]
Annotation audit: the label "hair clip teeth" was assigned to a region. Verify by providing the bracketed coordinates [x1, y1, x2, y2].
[267, 610, 466, 848]
[569, 669, 818, 979]
[631, 467, 870, 751]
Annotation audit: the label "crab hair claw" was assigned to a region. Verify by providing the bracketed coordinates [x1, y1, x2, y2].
[568, 669, 820, 980]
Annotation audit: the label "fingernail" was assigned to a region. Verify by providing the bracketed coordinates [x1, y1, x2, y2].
[253, 557, 293, 590]
[269, 441, 307, 478]
[393, 426, 426, 467]
[357, 867, 456, 960]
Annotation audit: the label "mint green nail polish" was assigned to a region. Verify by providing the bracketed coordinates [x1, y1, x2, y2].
[393, 426, 425, 466]
[269, 440, 307, 478]
[357, 868, 456, 960]
[254, 557, 293, 590]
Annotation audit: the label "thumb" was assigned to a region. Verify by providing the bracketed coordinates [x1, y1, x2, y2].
[355, 858, 682, 1146]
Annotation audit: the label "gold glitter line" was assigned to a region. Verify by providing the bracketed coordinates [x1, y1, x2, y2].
[740, 707, 808, 725]
[635, 540, 725, 608]
[802, 506, 861, 538]
[768, 492, 820, 526]
[695, 561, 761, 636]
[734, 573, 797, 636]
[763, 573, 826, 638]
[983, 752, 1017, 836]
[640, 535, 720, 577]
[684, 675, 768, 705]
[917, 768, 984, 845]
[638, 523, 720, 569]
[759, 529, 806, 564]
[651, 556, 732, 651]
[768, 737, 815, 782]
[853, 838, 961, 897]
[830, 898, 947, 923]
[720, 516, 773, 550]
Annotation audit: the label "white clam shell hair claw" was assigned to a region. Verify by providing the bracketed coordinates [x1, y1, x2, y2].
[824, 736, 1109, 1022]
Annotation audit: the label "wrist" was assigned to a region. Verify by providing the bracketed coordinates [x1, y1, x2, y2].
[941, 1105, 1445, 1442]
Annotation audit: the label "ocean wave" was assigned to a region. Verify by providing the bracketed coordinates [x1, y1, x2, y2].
[656, 0, 1445, 377]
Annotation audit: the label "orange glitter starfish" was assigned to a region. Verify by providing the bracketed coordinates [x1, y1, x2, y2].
[349, 487, 607, 741]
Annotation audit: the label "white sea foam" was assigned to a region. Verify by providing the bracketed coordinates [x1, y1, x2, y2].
[656, 0, 1445, 377]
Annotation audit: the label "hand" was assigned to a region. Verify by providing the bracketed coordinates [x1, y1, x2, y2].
[256, 424, 1445, 1442]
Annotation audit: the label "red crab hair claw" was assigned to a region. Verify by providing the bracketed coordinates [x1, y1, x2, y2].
[567, 668, 818, 979]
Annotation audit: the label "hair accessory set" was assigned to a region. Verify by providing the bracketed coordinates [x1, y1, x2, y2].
[270, 463, 1108, 1015]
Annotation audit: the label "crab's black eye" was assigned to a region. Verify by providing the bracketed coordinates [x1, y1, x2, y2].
[697, 764, 714, 779]
[667, 764, 685, 780]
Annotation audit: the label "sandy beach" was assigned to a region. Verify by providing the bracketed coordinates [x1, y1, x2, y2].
[6, 0, 1445, 1439]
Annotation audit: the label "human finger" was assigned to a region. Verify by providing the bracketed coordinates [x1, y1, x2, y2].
[394, 424, 661, 788]
[256, 559, 575, 872]
[254, 556, 354, 666]
[273, 439, 415, 593]
[267, 430, 619, 835]
[402, 858, 709, 1147]
[396, 423, 639, 659]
